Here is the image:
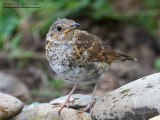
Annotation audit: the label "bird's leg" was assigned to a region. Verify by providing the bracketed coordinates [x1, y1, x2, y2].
[55, 98, 76, 108]
[58, 84, 79, 114]
[78, 82, 98, 113]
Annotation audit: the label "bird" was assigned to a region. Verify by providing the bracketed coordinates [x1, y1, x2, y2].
[45, 18, 136, 114]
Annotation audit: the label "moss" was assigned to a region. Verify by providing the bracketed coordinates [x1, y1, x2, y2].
[120, 89, 130, 94]
[146, 85, 153, 88]
[128, 93, 135, 96]
[141, 76, 147, 80]
[112, 97, 116, 99]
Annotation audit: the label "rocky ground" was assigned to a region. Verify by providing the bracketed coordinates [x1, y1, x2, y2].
[0, 73, 160, 120]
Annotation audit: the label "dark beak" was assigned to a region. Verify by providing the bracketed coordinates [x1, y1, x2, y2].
[71, 23, 80, 28]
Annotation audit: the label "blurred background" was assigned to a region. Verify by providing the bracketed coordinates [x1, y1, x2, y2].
[0, 0, 160, 104]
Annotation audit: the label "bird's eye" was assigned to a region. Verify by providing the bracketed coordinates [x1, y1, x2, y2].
[57, 26, 62, 31]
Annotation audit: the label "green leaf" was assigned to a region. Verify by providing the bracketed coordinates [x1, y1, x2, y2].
[48, 78, 63, 89]
[17, 61, 25, 68]
[11, 33, 22, 48]
[8, 48, 33, 59]
[155, 58, 160, 70]
[23, 51, 33, 58]
[8, 48, 21, 59]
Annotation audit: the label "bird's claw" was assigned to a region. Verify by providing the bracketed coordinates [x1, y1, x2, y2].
[57, 98, 76, 114]
[66, 98, 76, 108]
[78, 102, 93, 114]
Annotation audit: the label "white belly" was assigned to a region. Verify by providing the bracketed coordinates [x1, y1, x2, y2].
[46, 43, 109, 84]
[50, 61, 109, 85]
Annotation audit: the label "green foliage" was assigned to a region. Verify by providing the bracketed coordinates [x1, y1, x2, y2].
[8, 49, 33, 59]
[27, 99, 37, 104]
[155, 58, 160, 70]
[7, 31, 33, 68]
[48, 78, 63, 91]
[11, 33, 22, 48]
[131, 0, 160, 35]
[144, 0, 160, 8]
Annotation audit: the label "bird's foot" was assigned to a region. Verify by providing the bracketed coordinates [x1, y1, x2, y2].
[58, 97, 76, 114]
[78, 102, 93, 114]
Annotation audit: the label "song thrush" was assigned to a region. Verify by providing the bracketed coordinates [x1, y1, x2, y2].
[46, 18, 136, 114]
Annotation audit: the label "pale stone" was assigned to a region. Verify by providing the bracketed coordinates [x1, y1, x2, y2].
[50, 94, 101, 108]
[149, 115, 160, 120]
[14, 103, 91, 120]
[91, 73, 160, 120]
[0, 93, 23, 120]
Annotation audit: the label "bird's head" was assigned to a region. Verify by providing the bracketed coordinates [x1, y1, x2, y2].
[46, 18, 80, 42]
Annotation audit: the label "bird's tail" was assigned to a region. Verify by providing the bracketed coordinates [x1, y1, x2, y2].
[118, 52, 137, 61]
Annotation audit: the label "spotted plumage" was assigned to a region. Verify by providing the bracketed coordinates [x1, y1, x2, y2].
[45, 18, 136, 114]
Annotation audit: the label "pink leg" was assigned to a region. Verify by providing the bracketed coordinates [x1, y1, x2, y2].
[78, 82, 98, 113]
[58, 84, 79, 114]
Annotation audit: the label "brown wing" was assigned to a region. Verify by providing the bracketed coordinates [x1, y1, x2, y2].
[75, 31, 121, 63]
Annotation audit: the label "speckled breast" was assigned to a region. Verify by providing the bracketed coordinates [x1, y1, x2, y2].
[46, 42, 109, 85]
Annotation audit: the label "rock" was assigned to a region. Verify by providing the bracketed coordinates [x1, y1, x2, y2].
[149, 115, 160, 120]
[0, 93, 23, 120]
[13, 102, 91, 120]
[0, 72, 30, 101]
[50, 94, 101, 109]
[91, 73, 160, 120]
